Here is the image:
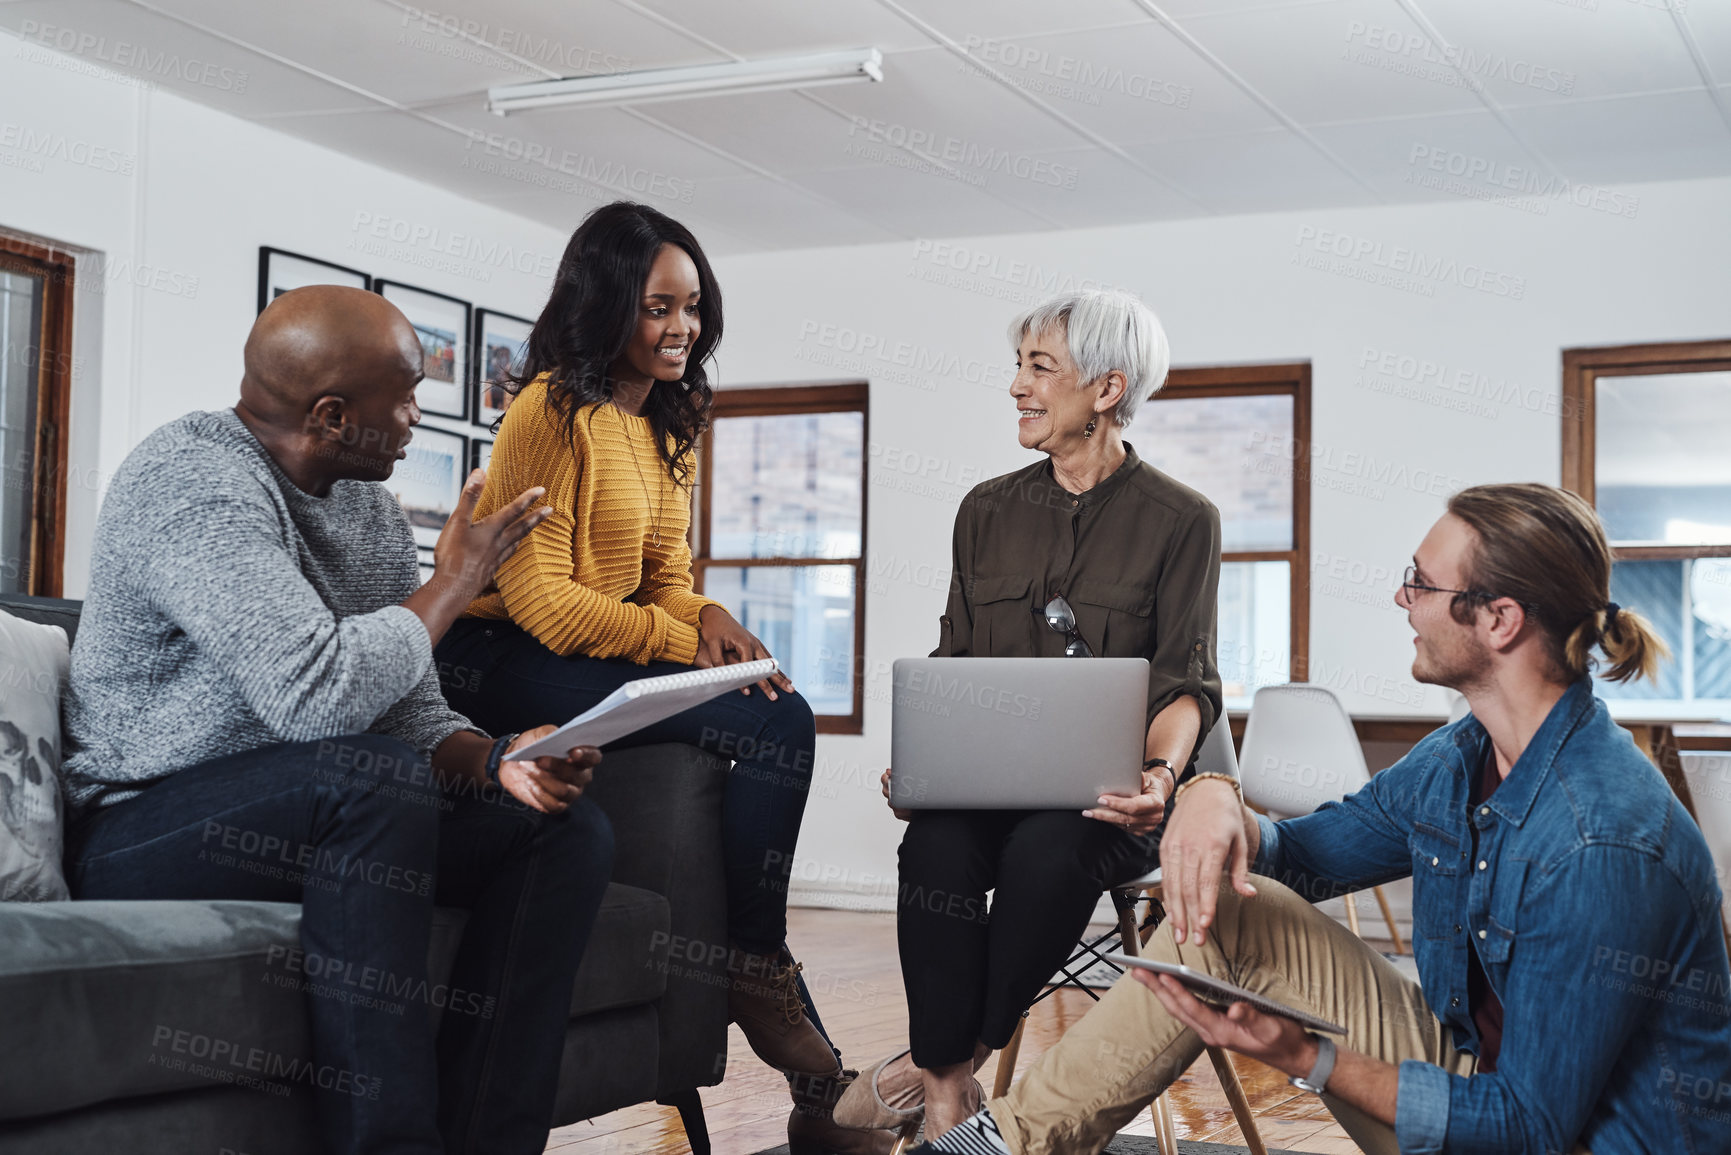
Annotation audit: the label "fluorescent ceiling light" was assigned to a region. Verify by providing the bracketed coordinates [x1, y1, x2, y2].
[488, 48, 883, 115]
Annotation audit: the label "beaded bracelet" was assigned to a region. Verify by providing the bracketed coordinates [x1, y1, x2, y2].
[1172, 770, 1243, 806]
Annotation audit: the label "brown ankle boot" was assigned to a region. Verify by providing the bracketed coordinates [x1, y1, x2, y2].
[789, 1069, 902, 1155]
[727, 948, 842, 1077]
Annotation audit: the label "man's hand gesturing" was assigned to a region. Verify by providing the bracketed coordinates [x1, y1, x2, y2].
[1159, 778, 1258, 947]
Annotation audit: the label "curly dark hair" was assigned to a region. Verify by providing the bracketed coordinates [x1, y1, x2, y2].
[507, 201, 721, 489]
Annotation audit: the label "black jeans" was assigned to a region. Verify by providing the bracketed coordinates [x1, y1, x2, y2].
[435, 618, 817, 955]
[896, 809, 1158, 1068]
[68, 734, 614, 1155]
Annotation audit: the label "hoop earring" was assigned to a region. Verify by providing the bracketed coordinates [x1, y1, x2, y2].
[1084, 415, 1098, 439]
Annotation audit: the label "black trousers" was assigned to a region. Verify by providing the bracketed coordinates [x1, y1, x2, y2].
[895, 809, 1158, 1068]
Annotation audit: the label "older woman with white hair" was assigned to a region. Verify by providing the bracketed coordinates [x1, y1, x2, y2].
[836, 290, 1224, 1143]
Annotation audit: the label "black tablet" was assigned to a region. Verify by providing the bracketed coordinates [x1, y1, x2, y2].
[1105, 953, 1347, 1036]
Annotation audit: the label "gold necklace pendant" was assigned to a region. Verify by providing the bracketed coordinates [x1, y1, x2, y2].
[624, 411, 666, 549]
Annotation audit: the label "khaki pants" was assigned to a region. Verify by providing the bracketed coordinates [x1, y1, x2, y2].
[989, 876, 1473, 1155]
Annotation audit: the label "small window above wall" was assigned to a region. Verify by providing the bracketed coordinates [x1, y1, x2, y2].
[1142, 364, 1311, 709]
[1562, 342, 1731, 711]
[694, 383, 867, 734]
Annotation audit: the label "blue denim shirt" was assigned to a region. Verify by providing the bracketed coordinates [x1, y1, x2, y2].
[1253, 679, 1731, 1153]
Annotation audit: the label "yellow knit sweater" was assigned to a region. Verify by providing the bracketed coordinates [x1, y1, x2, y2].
[463, 378, 716, 664]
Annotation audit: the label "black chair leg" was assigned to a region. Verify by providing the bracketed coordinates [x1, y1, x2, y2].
[659, 1088, 711, 1155]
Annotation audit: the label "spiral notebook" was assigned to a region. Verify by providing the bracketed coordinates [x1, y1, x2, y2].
[508, 659, 779, 761]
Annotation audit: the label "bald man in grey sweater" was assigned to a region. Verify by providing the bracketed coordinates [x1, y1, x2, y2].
[62, 287, 613, 1155]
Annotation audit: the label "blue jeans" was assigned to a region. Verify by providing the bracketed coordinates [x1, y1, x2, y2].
[435, 618, 818, 955]
[67, 734, 614, 1155]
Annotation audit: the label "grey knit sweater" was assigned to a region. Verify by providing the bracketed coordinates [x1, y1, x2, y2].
[61, 408, 479, 818]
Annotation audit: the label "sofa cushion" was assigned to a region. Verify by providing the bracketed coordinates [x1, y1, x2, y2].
[0, 883, 672, 1122]
[0, 594, 81, 646]
[424, 883, 671, 1025]
[0, 608, 72, 901]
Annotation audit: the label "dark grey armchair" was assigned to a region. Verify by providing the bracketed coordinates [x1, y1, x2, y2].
[0, 593, 731, 1154]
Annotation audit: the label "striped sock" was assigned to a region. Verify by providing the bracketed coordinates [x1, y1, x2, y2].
[926, 1108, 1011, 1155]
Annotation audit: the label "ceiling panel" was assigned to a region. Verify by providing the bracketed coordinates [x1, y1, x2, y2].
[627, 90, 888, 175]
[1412, 0, 1704, 106]
[967, 146, 1200, 229]
[894, 0, 1148, 42]
[0, 0, 373, 116]
[140, 0, 730, 103]
[1180, 0, 1485, 124]
[812, 45, 1089, 155]
[438, 101, 759, 183]
[135, 0, 539, 105]
[633, 0, 934, 56]
[791, 160, 1057, 238]
[1154, 0, 1371, 15]
[1688, 6, 1731, 82]
[1306, 107, 1546, 203]
[1124, 128, 1378, 214]
[675, 174, 902, 251]
[948, 21, 1283, 146]
[1498, 89, 1731, 185]
[485, 184, 769, 252]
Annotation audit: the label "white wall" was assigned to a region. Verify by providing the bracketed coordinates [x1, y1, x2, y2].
[705, 174, 1731, 913]
[0, 28, 567, 595]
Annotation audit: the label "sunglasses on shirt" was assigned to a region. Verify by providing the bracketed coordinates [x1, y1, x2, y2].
[1036, 595, 1094, 658]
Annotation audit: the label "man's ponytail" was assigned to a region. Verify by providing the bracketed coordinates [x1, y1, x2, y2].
[1563, 602, 1669, 685]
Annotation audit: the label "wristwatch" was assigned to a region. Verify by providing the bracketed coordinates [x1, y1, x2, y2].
[485, 732, 521, 785]
[1142, 757, 1176, 794]
[1289, 1034, 1336, 1095]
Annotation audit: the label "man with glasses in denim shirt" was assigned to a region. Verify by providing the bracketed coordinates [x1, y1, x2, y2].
[910, 482, 1730, 1155]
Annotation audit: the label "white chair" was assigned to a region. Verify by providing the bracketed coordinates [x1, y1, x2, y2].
[1196, 706, 1241, 777]
[1237, 684, 1405, 952]
[1678, 752, 1731, 950]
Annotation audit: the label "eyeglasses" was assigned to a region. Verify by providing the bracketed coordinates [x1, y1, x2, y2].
[1037, 595, 1094, 658]
[1400, 565, 1522, 609]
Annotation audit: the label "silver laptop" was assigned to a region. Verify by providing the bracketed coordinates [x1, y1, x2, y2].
[890, 657, 1149, 809]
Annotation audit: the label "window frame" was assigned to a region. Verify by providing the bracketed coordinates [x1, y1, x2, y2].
[1151, 363, 1311, 695]
[1561, 340, 1731, 709]
[0, 234, 76, 597]
[693, 382, 868, 734]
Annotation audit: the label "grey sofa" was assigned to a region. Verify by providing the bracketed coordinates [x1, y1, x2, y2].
[0, 593, 731, 1154]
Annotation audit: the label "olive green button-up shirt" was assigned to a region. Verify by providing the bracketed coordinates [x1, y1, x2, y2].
[931, 444, 1224, 749]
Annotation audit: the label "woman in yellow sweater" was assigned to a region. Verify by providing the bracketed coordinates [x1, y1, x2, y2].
[434, 203, 884, 1154]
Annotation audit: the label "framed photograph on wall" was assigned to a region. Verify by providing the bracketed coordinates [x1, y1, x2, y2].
[257, 247, 370, 314]
[470, 437, 493, 474]
[376, 280, 471, 421]
[392, 426, 468, 549]
[473, 309, 534, 432]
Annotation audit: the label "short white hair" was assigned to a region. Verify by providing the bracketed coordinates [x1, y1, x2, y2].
[1007, 290, 1170, 428]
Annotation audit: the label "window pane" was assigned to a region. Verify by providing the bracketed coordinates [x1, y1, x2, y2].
[1142, 394, 1292, 552]
[702, 564, 855, 716]
[1598, 560, 1684, 700]
[1218, 560, 1290, 703]
[1595, 372, 1731, 545]
[0, 268, 45, 595]
[1691, 559, 1731, 700]
[709, 411, 863, 559]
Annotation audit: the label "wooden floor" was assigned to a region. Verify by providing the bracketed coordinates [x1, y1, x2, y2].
[547, 908, 1376, 1155]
